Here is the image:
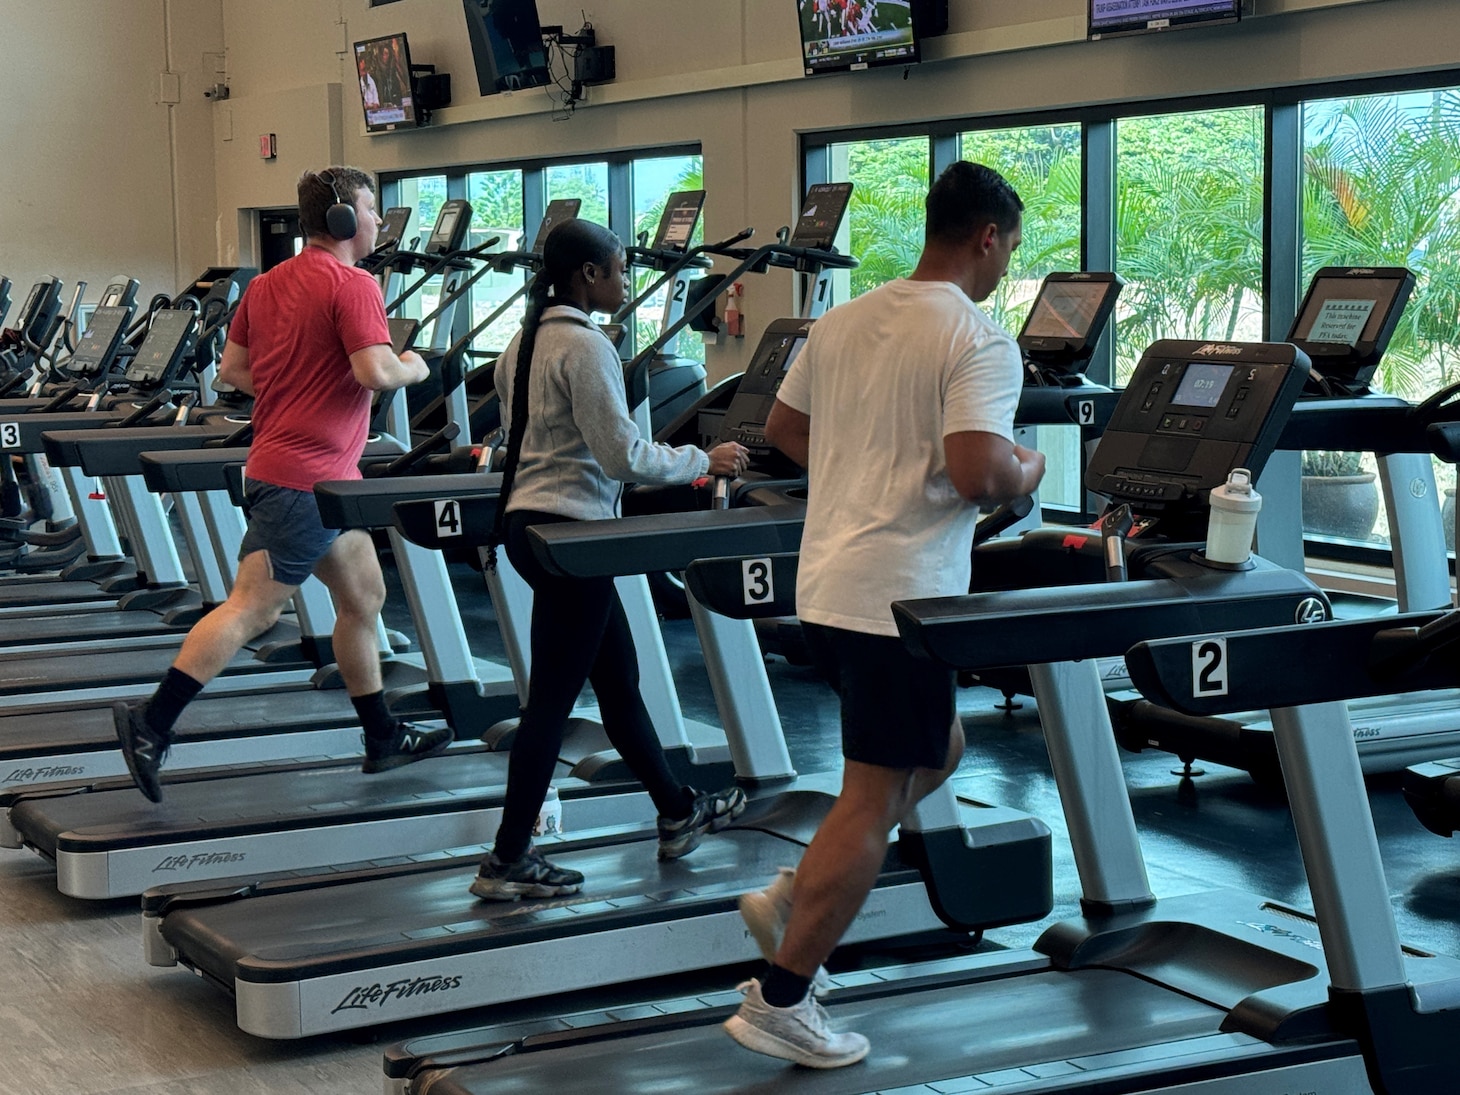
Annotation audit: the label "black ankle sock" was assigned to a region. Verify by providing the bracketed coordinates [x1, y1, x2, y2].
[761, 963, 811, 1008]
[142, 667, 203, 740]
[352, 691, 397, 743]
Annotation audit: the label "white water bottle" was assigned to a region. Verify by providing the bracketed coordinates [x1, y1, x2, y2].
[1207, 468, 1262, 566]
[533, 785, 563, 838]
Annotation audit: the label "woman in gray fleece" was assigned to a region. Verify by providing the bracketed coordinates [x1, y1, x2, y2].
[471, 218, 752, 900]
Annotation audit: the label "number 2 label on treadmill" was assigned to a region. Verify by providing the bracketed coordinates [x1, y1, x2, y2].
[742, 557, 774, 605]
[434, 499, 462, 539]
[0, 422, 19, 449]
[1191, 638, 1228, 698]
[1076, 400, 1095, 426]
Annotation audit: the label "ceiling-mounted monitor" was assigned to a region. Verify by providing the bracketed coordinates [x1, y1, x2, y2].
[353, 33, 421, 132]
[462, 0, 551, 94]
[796, 0, 921, 77]
[1089, 0, 1240, 39]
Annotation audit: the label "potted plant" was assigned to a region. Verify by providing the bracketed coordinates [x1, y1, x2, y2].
[1300, 449, 1380, 541]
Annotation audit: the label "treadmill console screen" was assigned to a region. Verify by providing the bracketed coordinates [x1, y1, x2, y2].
[1170, 362, 1232, 409]
[790, 183, 853, 250]
[532, 199, 583, 253]
[66, 306, 131, 378]
[715, 317, 814, 453]
[652, 191, 706, 252]
[127, 310, 197, 386]
[1017, 272, 1123, 377]
[1086, 340, 1309, 517]
[376, 207, 412, 253]
[425, 199, 472, 257]
[1287, 266, 1414, 390]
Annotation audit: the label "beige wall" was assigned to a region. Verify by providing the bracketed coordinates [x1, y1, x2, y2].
[0, 0, 221, 310]
[7, 0, 1457, 370]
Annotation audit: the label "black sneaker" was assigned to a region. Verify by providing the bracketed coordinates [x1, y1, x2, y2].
[361, 722, 454, 773]
[658, 786, 748, 860]
[113, 701, 170, 804]
[469, 847, 585, 901]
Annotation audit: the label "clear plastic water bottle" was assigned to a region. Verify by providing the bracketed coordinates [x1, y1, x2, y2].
[533, 785, 563, 838]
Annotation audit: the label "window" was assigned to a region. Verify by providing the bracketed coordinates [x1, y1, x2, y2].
[631, 154, 705, 361]
[959, 124, 1083, 337]
[546, 161, 609, 225]
[465, 168, 525, 353]
[827, 136, 930, 299]
[1114, 107, 1265, 384]
[1300, 86, 1460, 549]
[391, 174, 449, 335]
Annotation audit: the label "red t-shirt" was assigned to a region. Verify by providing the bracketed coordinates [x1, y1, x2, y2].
[228, 246, 390, 490]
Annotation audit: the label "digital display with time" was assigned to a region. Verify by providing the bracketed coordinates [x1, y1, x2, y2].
[1170, 362, 1233, 408]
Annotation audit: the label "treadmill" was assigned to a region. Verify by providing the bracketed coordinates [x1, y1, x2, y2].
[375, 338, 1460, 1095]
[134, 491, 1053, 1037]
[1113, 267, 1460, 780]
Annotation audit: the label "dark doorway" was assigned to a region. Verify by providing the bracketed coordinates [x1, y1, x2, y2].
[259, 210, 302, 271]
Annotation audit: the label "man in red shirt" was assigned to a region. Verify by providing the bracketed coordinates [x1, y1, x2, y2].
[114, 166, 448, 803]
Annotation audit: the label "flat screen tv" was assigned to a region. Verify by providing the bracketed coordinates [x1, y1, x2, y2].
[354, 33, 420, 132]
[462, 0, 551, 95]
[797, 0, 920, 77]
[1089, 0, 1240, 39]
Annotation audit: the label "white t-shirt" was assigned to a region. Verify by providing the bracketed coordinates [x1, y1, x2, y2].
[777, 278, 1023, 636]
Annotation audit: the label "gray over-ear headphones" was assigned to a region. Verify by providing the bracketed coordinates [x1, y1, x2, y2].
[318, 170, 358, 241]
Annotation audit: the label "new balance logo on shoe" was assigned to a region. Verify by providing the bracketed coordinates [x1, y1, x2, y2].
[361, 722, 453, 774]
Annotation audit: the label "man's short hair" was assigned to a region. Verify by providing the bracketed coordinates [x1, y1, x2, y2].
[297, 166, 374, 240]
[925, 161, 1023, 245]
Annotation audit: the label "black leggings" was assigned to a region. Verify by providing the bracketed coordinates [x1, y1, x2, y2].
[493, 509, 689, 861]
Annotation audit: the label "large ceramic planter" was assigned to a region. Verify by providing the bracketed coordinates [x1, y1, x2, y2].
[1301, 472, 1380, 541]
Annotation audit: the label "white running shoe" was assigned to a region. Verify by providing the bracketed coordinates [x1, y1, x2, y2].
[738, 867, 832, 997]
[723, 978, 869, 1069]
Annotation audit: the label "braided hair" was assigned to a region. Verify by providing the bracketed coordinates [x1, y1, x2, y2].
[489, 218, 623, 567]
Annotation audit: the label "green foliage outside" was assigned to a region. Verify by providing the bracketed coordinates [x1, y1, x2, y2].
[1302, 90, 1460, 402]
[547, 162, 609, 225]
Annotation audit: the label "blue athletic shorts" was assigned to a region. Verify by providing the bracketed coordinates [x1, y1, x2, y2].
[237, 478, 339, 586]
[802, 621, 955, 771]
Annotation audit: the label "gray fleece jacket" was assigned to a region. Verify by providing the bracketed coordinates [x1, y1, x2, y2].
[495, 304, 710, 520]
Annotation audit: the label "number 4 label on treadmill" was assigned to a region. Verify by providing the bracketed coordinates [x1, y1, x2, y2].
[0, 422, 19, 449]
[742, 557, 773, 605]
[1191, 638, 1228, 697]
[434, 499, 462, 539]
[1076, 400, 1095, 426]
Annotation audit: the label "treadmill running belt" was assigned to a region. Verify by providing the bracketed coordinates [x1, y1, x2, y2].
[0, 609, 187, 648]
[419, 970, 1231, 1094]
[0, 580, 115, 609]
[0, 644, 291, 695]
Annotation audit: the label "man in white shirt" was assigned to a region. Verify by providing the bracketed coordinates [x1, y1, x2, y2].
[724, 162, 1046, 1068]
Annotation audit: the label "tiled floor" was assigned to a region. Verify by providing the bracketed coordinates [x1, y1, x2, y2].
[1, 568, 1458, 1093]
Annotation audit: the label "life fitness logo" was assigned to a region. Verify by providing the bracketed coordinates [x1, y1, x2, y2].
[332, 973, 464, 1014]
[1191, 343, 1245, 357]
[1294, 597, 1329, 624]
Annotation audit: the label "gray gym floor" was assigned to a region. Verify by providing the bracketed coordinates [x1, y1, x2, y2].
[1, 559, 1456, 1093]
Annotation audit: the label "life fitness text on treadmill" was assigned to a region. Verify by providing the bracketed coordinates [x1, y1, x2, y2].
[332, 974, 464, 1013]
[3, 766, 86, 783]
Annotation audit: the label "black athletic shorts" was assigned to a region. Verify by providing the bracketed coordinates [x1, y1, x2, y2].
[237, 478, 339, 586]
[802, 621, 955, 771]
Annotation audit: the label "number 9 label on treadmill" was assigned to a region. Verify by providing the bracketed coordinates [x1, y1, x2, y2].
[742, 557, 773, 605]
[1076, 400, 1095, 426]
[434, 499, 462, 539]
[1191, 637, 1228, 698]
[0, 422, 19, 449]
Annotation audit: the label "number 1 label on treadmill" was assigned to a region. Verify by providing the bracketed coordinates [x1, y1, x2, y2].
[1192, 638, 1228, 697]
[434, 499, 462, 539]
[0, 422, 19, 449]
[742, 557, 773, 605]
[1076, 400, 1095, 427]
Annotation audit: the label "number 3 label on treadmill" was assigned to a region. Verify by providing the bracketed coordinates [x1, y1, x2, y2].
[0, 422, 19, 449]
[1076, 400, 1095, 426]
[434, 499, 462, 539]
[1191, 638, 1228, 698]
[742, 557, 773, 605]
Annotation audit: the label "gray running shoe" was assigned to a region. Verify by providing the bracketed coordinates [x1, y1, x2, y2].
[737, 867, 832, 998]
[469, 847, 584, 901]
[113, 701, 170, 804]
[361, 722, 453, 774]
[657, 785, 747, 860]
[723, 978, 869, 1069]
